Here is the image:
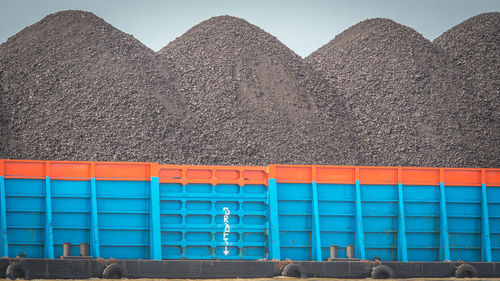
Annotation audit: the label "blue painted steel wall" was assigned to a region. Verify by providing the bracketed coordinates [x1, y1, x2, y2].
[318, 184, 355, 259]
[0, 169, 498, 262]
[488, 185, 500, 261]
[403, 185, 441, 261]
[0, 177, 268, 260]
[96, 180, 151, 259]
[277, 183, 313, 260]
[270, 176, 499, 262]
[52, 180, 91, 258]
[361, 184, 398, 261]
[446, 185, 482, 261]
[159, 183, 268, 259]
[5, 179, 46, 258]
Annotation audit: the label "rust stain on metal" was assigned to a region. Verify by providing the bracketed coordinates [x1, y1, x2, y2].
[362, 259, 381, 267]
[277, 258, 292, 271]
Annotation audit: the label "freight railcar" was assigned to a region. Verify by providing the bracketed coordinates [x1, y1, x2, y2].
[0, 159, 499, 279]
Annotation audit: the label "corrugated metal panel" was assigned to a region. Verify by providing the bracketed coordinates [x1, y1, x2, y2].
[0, 159, 498, 262]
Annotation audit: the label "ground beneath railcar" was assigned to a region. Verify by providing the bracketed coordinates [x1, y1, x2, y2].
[8, 277, 500, 281]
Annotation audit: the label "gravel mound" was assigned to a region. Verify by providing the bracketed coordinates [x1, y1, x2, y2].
[0, 12, 359, 165]
[0, 10, 190, 163]
[1, 11, 497, 167]
[434, 12, 500, 167]
[158, 15, 358, 165]
[306, 18, 482, 167]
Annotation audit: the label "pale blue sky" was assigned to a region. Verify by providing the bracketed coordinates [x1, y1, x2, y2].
[1, 0, 499, 57]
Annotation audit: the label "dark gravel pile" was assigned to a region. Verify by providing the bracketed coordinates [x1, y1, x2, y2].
[1, 11, 497, 167]
[0, 10, 190, 163]
[306, 18, 486, 167]
[434, 12, 500, 168]
[0, 12, 360, 165]
[158, 15, 358, 165]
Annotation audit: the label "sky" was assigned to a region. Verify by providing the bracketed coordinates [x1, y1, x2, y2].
[0, 0, 499, 58]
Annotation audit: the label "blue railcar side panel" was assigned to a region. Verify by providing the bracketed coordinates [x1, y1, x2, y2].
[51, 179, 90, 196]
[317, 183, 355, 259]
[277, 183, 312, 260]
[159, 183, 268, 260]
[5, 178, 45, 258]
[50, 180, 90, 258]
[44, 177, 54, 258]
[5, 178, 46, 195]
[0, 176, 8, 256]
[487, 185, 500, 261]
[439, 182, 451, 261]
[89, 178, 100, 258]
[150, 176, 162, 260]
[53, 229, 90, 256]
[397, 183, 408, 261]
[2, 166, 498, 263]
[100, 245, 149, 259]
[481, 183, 492, 261]
[360, 184, 397, 261]
[446, 185, 481, 261]
[311, 181, 322, 261]
[354, 180, 366, 259]
[96, 180, 150, 259]
[403, 185, 440, 261]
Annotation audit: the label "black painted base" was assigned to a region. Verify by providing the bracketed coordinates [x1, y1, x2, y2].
[0, 258, 498, 279]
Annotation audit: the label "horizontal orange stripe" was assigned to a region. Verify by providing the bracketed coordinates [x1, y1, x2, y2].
[269, 165, 500, 186]
[3, 160, 47, 178]
[0, 160, 268, 185]
[486, 170, 500, 186]
[157, 165, 268, 186]
[1, 160, 498, 187]
[51, 162, 91, 179]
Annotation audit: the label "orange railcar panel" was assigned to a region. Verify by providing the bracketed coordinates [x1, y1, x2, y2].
[359, 167, 398, 185]
[186, 169, 212, 180]
[94, 162, 151, 180]
[50, 162, 91, 180]
[271, 165, 500, 186]
[444, 169, 482, 186]
[215, 169, 239, 180]
[401, 168, 440, 185]
[3, 160, 46, 179]
[485, 169, 500, 186]
[158, 167, 182, 179]
[272, 165, 312, 183]
[242, 170, 267, 181]
[158, 165, 267, 186]
[1, 159, 498, 187]
[316, 167, 355, 184]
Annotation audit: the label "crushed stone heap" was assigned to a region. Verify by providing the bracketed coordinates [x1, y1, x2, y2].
[0, 10, 190, 163]
[306, 18, 485, 167]
[159, 15, 359, 165]
[434, 12, 500, 168]
[1, 11, 498, 167]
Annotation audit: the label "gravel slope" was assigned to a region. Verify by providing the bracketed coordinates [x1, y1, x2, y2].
[0, 10, 190, 163]
[159, 15, 359, 165]
[434, 12, 500, 168]
[0, 11, 497, 167]
[307, 18, 484, 167]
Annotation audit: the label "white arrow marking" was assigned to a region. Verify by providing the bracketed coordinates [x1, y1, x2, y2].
[223, 207, 230, 256]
